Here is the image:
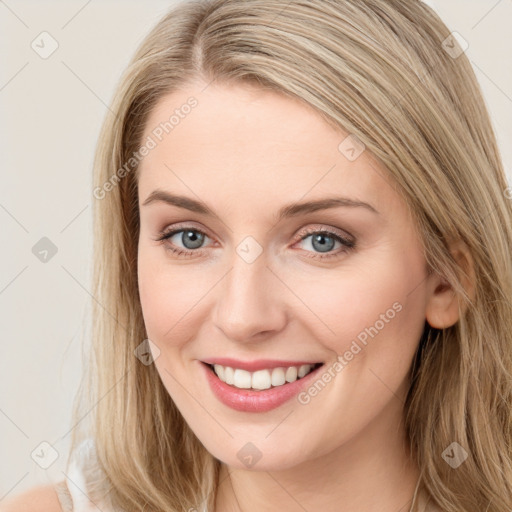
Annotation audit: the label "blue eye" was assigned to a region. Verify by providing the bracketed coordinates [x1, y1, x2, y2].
[155, 228, 211, 257]
[295, 229, 355, 260]
[154, 226, 355, 260]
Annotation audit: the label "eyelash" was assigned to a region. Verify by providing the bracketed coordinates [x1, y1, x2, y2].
[154, 224, 356, 261]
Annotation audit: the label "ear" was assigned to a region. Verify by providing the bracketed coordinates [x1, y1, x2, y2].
[425, 239, 476, 329]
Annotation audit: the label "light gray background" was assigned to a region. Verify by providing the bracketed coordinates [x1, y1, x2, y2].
[1, 0, 511, 501]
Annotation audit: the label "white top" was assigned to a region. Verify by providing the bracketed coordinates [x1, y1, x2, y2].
[54, 439, 113, 512]
[54, 439, 442, 512]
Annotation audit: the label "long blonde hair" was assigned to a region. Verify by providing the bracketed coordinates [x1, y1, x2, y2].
[67, 1, 512, 510]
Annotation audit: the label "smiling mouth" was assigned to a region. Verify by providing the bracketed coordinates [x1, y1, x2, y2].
[204, 362, 324, 391]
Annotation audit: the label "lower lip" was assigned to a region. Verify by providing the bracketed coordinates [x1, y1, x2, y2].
[200, 361, 324, 413]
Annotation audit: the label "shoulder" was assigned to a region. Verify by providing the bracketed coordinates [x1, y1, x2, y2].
[0, 482, 64, 512]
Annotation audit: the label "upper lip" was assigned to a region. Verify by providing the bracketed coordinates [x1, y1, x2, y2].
[201, 357, 324, 372]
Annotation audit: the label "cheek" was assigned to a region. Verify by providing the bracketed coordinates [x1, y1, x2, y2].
[137, 248, 182, 342]
[289, 253, 427, 362]
[137, 247, 215, 345]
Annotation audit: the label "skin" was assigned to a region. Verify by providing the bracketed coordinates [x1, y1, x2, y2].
[136, 79, 471, 512]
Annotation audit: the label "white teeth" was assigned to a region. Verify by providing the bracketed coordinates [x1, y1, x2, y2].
[214, 364, 224, 381]
[298, 364, 310, 378]
[224, 366, 234, 385]
[271, 367, 286, 387]
[233, 369, 252, 389]
[211, 363, 319, 390]
[285, 366, 298, 382]
[252, 369, 272, 390]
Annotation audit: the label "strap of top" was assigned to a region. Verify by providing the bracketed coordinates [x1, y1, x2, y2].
[53, 480, 73, 512]
[52, 439, 111, 512]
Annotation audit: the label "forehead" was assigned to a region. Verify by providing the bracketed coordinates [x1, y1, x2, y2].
[137, 81, 396, 215]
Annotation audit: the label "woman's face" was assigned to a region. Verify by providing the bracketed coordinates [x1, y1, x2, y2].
[137, 80, 433, 470]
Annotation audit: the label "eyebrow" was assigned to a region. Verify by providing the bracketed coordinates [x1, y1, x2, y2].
[141, 189, 379, 220]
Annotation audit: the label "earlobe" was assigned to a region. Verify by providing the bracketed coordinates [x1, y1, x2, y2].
[425, 239, 476, 329]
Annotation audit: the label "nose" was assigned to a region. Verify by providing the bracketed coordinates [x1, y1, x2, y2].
[212, 250, 287, 343]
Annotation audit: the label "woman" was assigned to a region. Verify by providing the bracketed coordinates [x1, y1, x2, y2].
[4, 0, 512, 511]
